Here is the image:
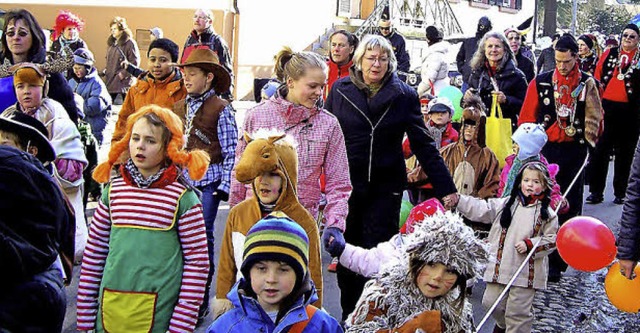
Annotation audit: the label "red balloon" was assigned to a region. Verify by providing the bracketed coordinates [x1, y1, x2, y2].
[556, 216, 617, 272]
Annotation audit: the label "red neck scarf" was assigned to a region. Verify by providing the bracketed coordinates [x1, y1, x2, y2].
[552, 63, 581, 107]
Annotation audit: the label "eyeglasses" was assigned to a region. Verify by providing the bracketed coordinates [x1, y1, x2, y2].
[194, 15, 210, 21]
[364, 56, 389, 64]
[623, 33, 638, 40]
[5, 30, 29, 38]
[378, 26, 391, 31]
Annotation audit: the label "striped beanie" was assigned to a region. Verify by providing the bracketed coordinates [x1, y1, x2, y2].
[240, 213, 309, 284]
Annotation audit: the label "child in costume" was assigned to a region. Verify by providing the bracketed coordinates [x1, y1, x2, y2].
[77, 105, 210, 333]
[208, 215, 343, 332]
[2, 62, 88, 262]
[498, 122, 568, 213]
[326, 198, 444, 278]
[346, 211, 489, 333]
[404, 97, 459, 205]
[452, 161, 559, 333]
[214, 129, 323, 319]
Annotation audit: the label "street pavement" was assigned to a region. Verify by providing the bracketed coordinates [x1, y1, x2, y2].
[62, 103, 640, 332]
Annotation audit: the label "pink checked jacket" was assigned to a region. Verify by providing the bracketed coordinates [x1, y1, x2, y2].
[229, 95, 352, 231]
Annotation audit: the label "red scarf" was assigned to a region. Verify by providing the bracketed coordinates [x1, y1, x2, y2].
[120, 163, 180, 188]
[552, 63, 581, 108]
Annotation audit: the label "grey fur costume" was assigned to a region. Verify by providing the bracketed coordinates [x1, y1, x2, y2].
[346, 211, 489, 333]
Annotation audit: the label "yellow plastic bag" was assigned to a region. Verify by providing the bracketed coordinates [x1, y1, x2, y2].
[485, 93, 512, 168]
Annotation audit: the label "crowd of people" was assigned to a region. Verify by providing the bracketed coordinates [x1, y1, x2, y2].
[2, 5, 640, 333]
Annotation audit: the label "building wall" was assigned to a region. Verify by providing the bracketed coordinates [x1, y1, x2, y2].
[0, 3, 233, 84]
[449, 0, 535, 37]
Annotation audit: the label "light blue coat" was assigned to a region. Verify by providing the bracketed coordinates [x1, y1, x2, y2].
[69, 68, 111, 142]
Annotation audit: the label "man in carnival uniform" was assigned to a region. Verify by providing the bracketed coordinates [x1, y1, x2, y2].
[587, 24, 640, 205]
[518, 34, 603, 282]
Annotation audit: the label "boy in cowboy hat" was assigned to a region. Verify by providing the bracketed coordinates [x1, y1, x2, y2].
[172, 48, 238, 320]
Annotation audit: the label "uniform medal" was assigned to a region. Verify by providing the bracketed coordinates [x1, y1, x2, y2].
[618, 73, 625, 80]
[565, 125, 576, 137]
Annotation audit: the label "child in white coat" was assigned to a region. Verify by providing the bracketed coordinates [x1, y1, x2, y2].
[452, 161, 559, 333]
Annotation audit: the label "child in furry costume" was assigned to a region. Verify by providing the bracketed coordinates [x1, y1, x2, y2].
[346, 211, 489, 333]
[214, 129, 323, 319]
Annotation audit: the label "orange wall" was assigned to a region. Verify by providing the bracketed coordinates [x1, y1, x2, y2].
[0, 3, 234, 72]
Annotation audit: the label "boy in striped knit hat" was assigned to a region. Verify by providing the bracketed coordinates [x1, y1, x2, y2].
[77, 105, 211, 333]
[208, 214, 342, 332]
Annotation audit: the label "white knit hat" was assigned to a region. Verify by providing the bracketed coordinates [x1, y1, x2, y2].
[512, 123, 548, 160]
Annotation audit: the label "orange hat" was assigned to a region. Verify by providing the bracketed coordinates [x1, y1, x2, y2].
[92, 105, 210, 183]
[12, 63, 46, 87]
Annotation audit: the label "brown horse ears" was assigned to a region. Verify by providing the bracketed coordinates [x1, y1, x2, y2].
[268, 134, 286, 144]
[243, 131, 253, 144]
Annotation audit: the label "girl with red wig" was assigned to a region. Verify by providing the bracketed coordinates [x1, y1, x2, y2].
[51, 10, 88, 79]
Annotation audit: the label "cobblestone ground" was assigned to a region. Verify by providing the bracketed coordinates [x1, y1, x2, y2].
[533, 270, 640, 332]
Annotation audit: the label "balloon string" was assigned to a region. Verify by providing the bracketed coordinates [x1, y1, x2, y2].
[476, 152, 590, 332]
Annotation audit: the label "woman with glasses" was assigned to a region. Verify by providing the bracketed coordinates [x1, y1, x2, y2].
[465, 31, 528, 131]
[325, 34, 457, 320]
[505, 27, 535, 82]
[588, 24, 640, 205]
[0, 8, 80, 122]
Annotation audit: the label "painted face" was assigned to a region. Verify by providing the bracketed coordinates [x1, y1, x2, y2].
[484, 37, 505, 65]
[147, 48, 173, 80]
[378, 21, 392, 37]
[129, 118, 166, 179]
[330, 33, 353, 66]
[73, 64, 88, 79]
[15, 82, 43, 111]
[361, 46, 390, 85]
[183, 66, 213, 96]
[254, 171, 283, 205]
[463, 123, 476, 142]
[193, 9, 212, 33]
[287, 67, 326, 109]
[555, 49, 577, 77]
[250, 260, 297, 313]
[428, 111, 451, 127]
[110, 24, 122, 39]
[63, 26, 78, 40]
[621, 28, 639, 52]
[0, 130, 21, 149]
[5, 19, 33, 59]
[506, 31, 521, 54]
[577, 39, 590, 57]
[521, 168, 545, 197]
[416, 262, 458, 298]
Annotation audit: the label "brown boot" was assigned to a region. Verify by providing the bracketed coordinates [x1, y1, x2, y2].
[492, 325, 506, 333]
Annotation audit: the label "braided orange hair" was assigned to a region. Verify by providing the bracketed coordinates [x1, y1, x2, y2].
[93, 104, 210, 183]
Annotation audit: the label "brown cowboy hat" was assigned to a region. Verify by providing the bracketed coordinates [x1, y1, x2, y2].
[177, 49, 231, 94]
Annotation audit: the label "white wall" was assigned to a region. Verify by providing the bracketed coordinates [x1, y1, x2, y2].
[450, 1, 536, 37]
[235, 0, 338, 99]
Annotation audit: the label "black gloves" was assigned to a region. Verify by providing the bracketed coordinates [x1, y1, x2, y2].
[214, 190, 229, 202]
[322, 227, 346, 258]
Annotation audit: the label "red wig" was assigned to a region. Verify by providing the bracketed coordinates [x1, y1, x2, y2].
[52, 10, 84, 41]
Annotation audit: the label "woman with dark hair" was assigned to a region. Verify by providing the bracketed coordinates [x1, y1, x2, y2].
[465, 31, 528, 130]
[417, 25, 450, 97]
[104, 16, 140, 103]
[0, 8, 80, 122]
[326, 29, 358, 98]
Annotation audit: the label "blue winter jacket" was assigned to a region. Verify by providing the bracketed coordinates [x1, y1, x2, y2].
[69, 68, 112, 137]
[207, 278, 343, 333]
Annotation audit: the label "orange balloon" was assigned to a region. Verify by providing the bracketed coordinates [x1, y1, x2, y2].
[605, 262, 640, 313]
[556, 216, 617, 271]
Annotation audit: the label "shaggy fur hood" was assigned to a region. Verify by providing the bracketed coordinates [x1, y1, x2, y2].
[347, 211, 489, 333]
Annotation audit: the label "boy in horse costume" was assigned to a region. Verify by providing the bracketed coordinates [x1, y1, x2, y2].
[214, 129, 323, 319]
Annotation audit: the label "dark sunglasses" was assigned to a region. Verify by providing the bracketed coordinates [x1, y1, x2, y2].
[378, 26, 391, 31]
[623, 33, 638, 40]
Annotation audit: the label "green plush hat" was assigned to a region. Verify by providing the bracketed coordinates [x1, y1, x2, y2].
[240, 213, 310, 284]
